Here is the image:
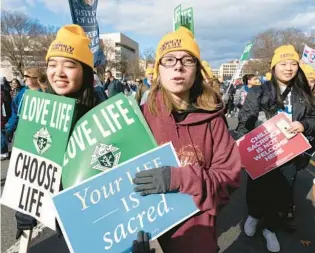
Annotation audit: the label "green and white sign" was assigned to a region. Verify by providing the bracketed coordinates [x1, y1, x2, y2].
[240, 42, 253, 62]
[173, 5, 182, 32]
[173, 5, 194, 34]
[1, 91, 76, 230]
[61, 94, 157, 189]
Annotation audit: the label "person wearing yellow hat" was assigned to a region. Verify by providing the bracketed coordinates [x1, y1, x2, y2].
[132, 26, 241, 253]
[144, 67, 154, 88]
[14, 24, 107, 239]
[45, 24, 107, 109]
[301, 63, 315, 95]
[235, 44, 315, 253]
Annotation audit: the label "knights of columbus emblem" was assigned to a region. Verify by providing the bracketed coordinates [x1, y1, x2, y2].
[90, 143, 121, 171]
[33, 127, 52, 155]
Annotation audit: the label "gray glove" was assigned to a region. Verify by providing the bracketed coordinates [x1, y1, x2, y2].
[133, 166, 172, 196]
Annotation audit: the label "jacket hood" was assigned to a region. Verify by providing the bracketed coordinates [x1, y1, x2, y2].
[152, 91, 225, 125]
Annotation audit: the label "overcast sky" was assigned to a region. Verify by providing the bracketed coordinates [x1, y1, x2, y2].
[3, 0, 315, 68]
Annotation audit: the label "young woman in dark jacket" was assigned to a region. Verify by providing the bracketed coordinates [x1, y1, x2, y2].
[14, 24, 103, 240]
[236, 45, 315, 253]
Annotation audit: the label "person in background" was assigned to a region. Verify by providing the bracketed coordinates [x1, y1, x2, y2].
[5, 67, 42, 145]
[239, 74, 259, 107]
[135, 78, 148, 105]
[133, 26, 241, 253]
[93, 71, 108, 104]
[3, 77, 12, 96]
[236, 45, 315, 252]
[301, 63, 315, 96]
[38, 73, 48, 92]
[10, 78, 23, 99]
[143, 67, 154, 89]
[104, 70, 124, 98]
[1, 84, 10, 160]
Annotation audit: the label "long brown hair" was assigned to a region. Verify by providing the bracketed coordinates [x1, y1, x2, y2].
[147, 62, 222, 115]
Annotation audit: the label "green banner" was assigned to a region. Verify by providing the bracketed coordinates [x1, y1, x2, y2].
[61, 94, 157, 188]
[174, 5, 194, 35]
[240, 42, 253, 61]
[1, 91, 76, 230]
[173, 5, 182, 31]
[181, 7, 194, 35]
[14, 91, 77, 164]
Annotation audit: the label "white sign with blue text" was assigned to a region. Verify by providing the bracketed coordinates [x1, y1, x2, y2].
[53, 143, 199, 253]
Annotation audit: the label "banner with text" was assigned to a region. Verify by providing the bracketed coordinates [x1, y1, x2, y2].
[237, 113, 311, 180]
[54, 143, 198, 253]
[61, 94, 157, 189]
[301, 44, 315, 69]
[1, 91, 76, 230]
[68, 0, 105, 67]
[173, 5, 194, 34]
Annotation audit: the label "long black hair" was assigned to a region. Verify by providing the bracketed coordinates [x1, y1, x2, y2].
[271, 66, 314, 108]
[47, 61, 96, 111]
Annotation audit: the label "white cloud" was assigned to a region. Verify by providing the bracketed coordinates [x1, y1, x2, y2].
[3, 0, 315, 67]
[95, 0, 315, 67]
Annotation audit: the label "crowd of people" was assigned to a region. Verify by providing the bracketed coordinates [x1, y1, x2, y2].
[1, 24, 315, 253]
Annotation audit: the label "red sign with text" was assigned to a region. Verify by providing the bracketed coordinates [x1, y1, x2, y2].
[237, 113, 311, 180]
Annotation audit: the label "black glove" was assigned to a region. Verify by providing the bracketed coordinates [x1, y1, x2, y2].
[5, 130, 13, 143]
[15, 212, 37, 239]
[133, 166, 172, 196]
[132, 231, 155, 253]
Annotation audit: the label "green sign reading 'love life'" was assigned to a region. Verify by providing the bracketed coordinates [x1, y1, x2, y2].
[61, 94, 157, 189]
[1, 91, 76, 230]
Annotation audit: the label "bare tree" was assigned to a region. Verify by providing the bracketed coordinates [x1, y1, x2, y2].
[141, 47, 155, 66]
[100, 38, 117, 72]
[1, 10, 57, 76]
[252, 28, 315, 60]
[245, 59, 271, 75]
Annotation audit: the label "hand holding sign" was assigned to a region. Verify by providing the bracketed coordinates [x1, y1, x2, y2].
[132, 231, 155, 253]
[288, 121, 304, 133]
[133, 166, 173, 196]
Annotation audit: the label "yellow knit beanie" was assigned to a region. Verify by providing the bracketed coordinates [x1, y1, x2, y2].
[145, 67, 154, 77]
[46, 24, 93, 69]
[154, 26, 201, 79]
[270, 45, 299, 69]
[301, 63, 315, 79]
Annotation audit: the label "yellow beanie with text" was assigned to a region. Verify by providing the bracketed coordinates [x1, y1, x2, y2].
[270, 45, 299, 69]
[154, 26, 200, 79]
[46, 24, 93, 69]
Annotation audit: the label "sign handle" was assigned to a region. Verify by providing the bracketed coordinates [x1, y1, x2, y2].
[18, 230, 32, 253]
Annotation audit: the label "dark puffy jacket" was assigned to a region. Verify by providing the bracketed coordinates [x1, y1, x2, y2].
[236, 82, 315, 137]
[236, 81, 315, 170]
[106, 79, 124, 98]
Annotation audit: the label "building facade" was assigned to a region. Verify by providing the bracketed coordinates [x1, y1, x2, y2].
[100, 33, 139, 80]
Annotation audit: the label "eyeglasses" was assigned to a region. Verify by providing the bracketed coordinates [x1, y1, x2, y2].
[24, 75, 38, 79]
[160, 56, 197, 67]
